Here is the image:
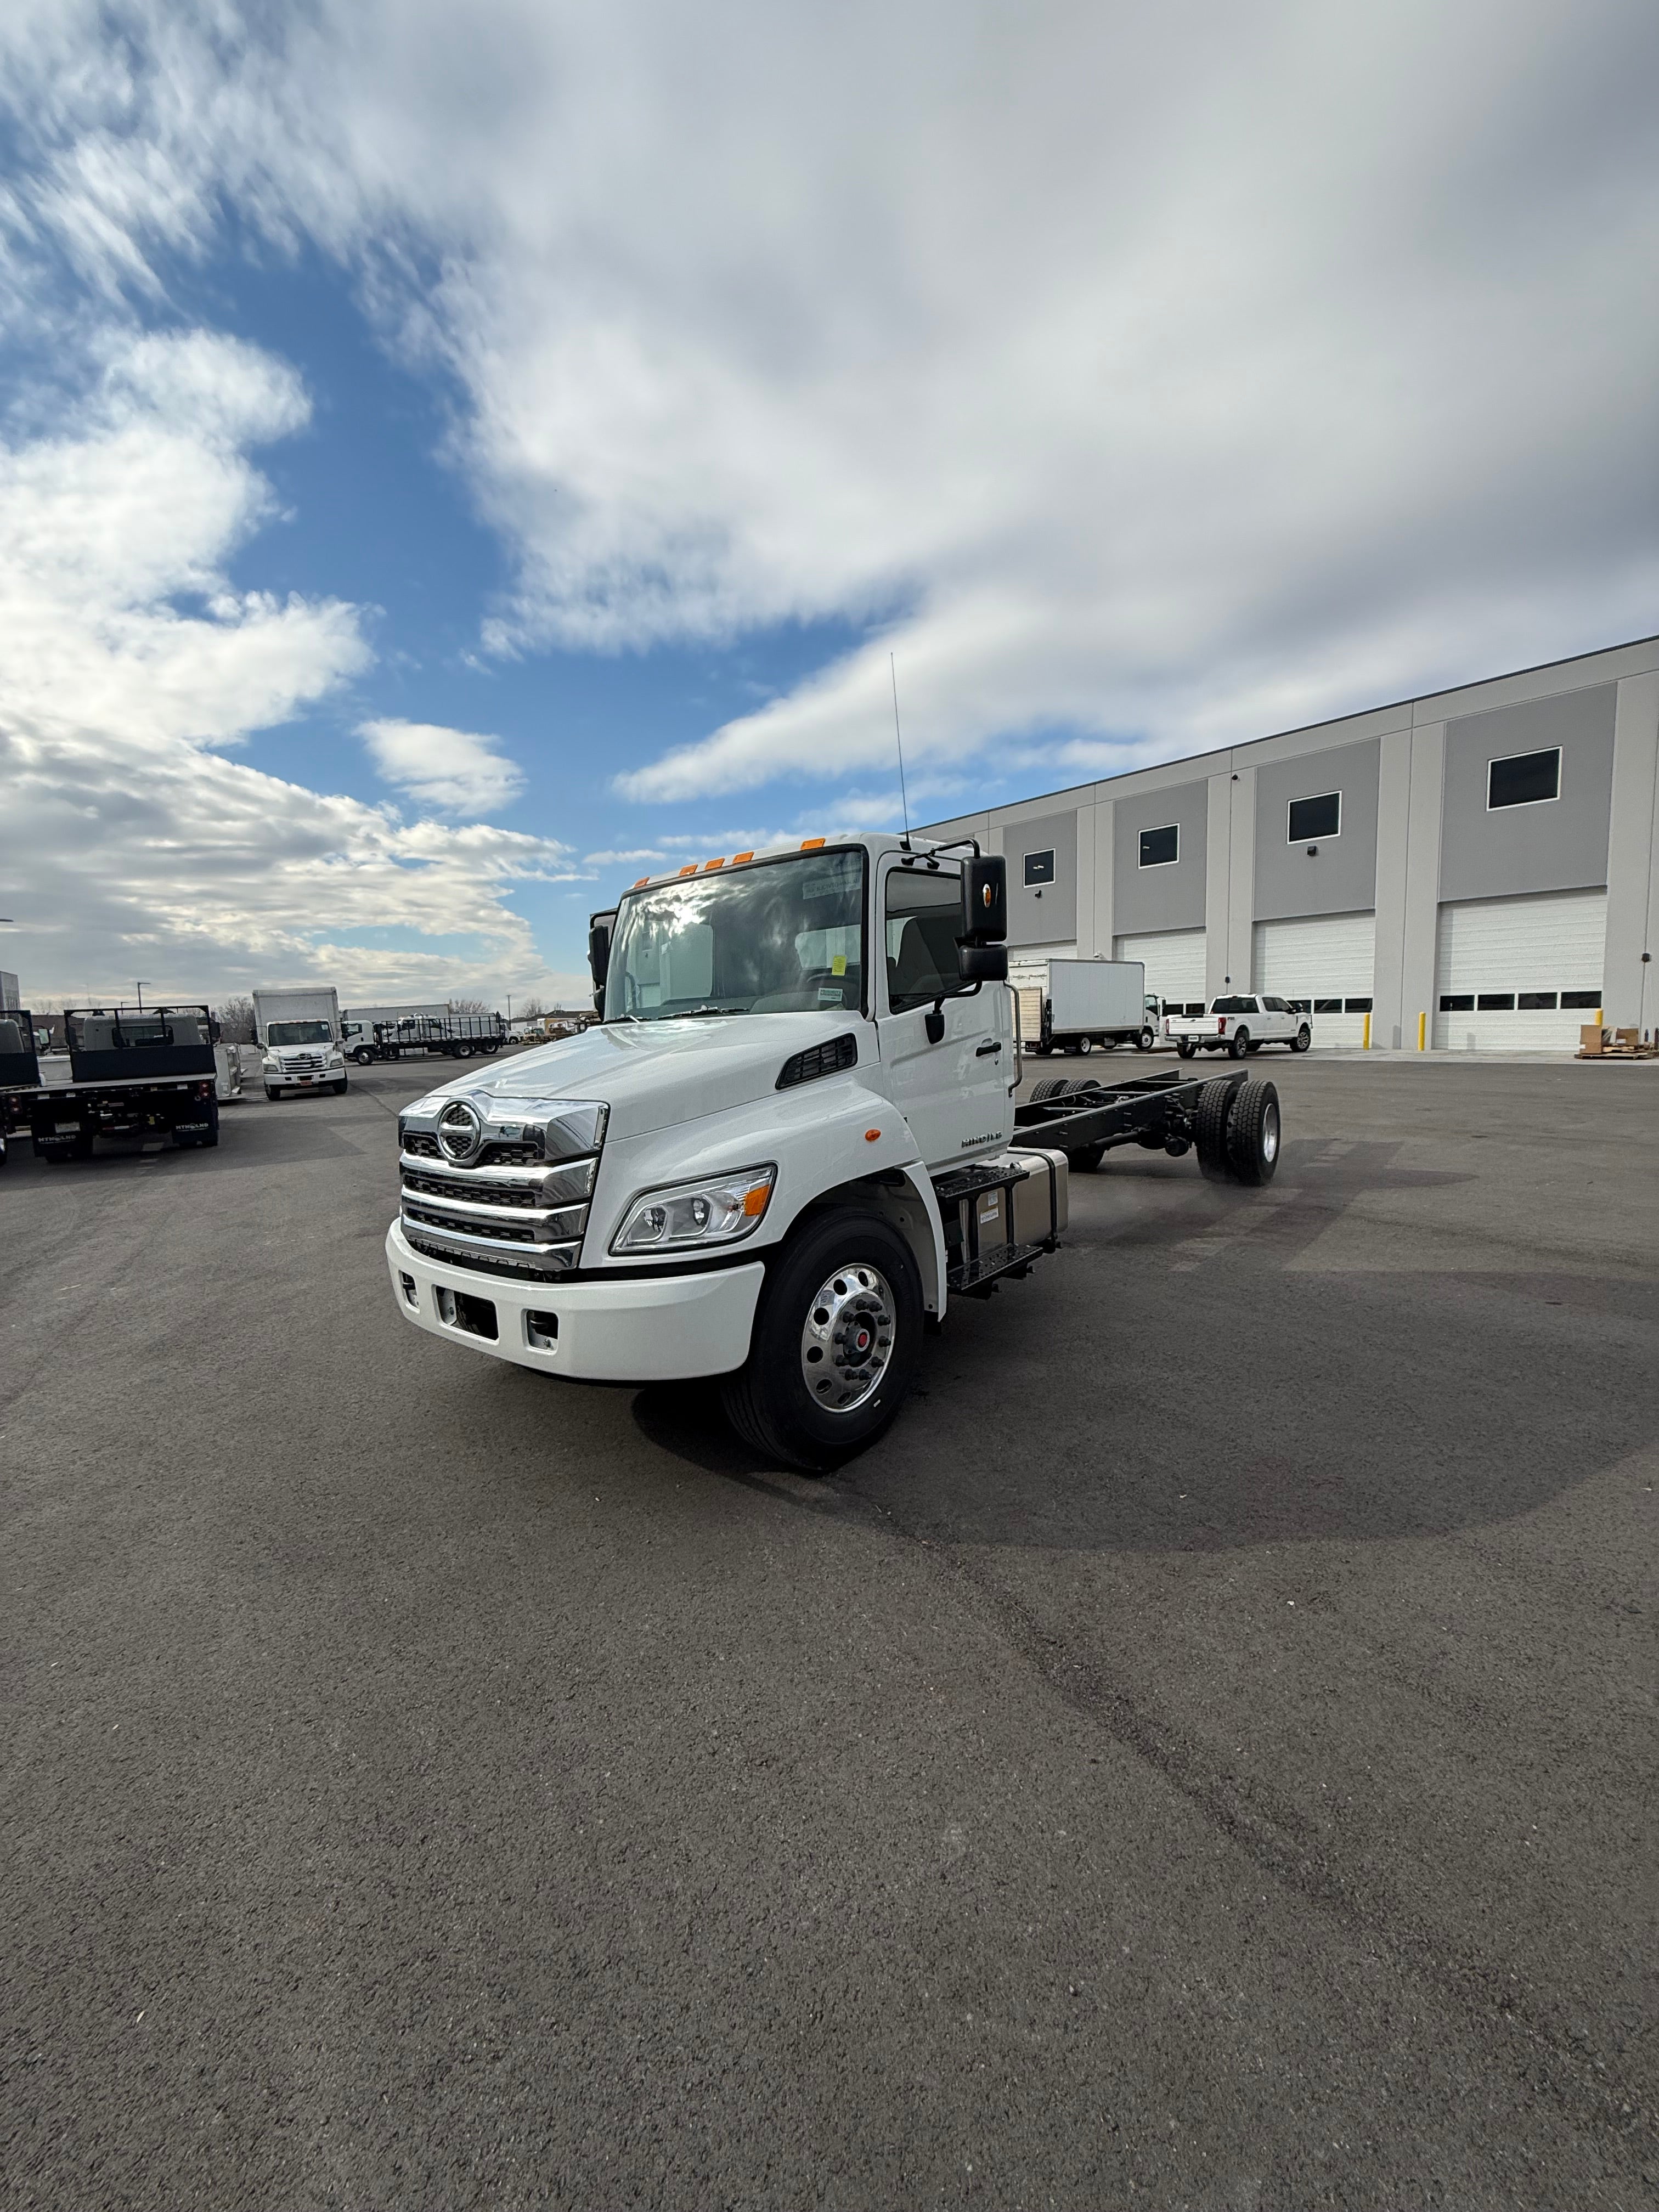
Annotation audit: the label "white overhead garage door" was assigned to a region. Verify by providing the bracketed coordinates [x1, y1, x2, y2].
[1114, 928, 1206, 1013]
[1433, 889, 1605, 1052]
[1253, 911, 1375, 1047]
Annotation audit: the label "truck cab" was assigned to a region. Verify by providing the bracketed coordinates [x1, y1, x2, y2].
[386, 834, 1043, 1467]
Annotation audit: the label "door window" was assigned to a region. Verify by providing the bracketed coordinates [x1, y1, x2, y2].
[884, 866, 967, 1012]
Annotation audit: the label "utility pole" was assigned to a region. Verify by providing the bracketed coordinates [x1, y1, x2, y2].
[136, 980, 150, 1010]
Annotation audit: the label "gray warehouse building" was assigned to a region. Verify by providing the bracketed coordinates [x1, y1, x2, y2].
[921, 634, 1659, 1051]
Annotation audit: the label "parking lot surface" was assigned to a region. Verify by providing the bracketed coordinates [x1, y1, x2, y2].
[3, 1056, 1655, 2210]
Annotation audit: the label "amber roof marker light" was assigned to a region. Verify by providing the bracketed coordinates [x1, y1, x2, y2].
[800, 837, 825, 850]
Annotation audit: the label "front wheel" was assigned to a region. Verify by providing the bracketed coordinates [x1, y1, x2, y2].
[1135, 1028, 1155, 1051]
[264, 1085, 281, 1101]
[352, 1046, 374, 1065]
[722, 1209, 923, 1474]
[1292, 1025, 1311, 1053]
[1068, 1143, 1107, 1172]
[332, 1079, 348, 1096]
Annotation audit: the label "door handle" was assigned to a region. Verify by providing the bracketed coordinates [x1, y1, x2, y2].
[975, 1040, 1002, 1058]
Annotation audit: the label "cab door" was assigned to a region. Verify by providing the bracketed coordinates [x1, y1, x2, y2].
[874, 856, 1013, 1169]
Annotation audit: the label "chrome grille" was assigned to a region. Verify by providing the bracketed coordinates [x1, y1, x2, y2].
[394, 1100, 605, 1278]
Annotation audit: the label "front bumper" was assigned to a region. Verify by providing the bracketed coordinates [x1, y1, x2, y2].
[384, 1221, 765, 1383]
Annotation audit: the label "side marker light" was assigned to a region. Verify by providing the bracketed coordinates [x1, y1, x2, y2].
[864, 1128, 881, 1142]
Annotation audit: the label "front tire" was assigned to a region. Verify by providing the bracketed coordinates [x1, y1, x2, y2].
[722, 1210, 923, 1474]
[1292, 1025, 1311, 1053]
[1135, 1028, 1155, 1051]
[264, 1085, 281, 1101]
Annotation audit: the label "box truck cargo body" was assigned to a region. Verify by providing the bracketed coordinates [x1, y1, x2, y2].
[1012, 960, 1159, 1057]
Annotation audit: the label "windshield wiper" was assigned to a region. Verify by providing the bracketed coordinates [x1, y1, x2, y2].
[678, 1004, 748, 1018]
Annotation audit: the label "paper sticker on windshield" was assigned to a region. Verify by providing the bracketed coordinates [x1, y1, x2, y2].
[831, 953, 847, 976]
[819, 986, 843, 1005]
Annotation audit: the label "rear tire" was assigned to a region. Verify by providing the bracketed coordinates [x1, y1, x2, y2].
[1228, 1029, 1250, 1060]
[1075, 1035, 1092, 1056]
[1293, 1025, 1311, 1053]
[1176, 1040, 1195, 1059]
[1030, 1076, 1073, 1102]
[1225, 1080, 1281, 1185]
[1194, 1079, 1237, 1181]
[723, 1210, 923, 1473]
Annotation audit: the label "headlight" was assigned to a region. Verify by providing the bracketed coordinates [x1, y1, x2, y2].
[611, 1165, 775, 1254]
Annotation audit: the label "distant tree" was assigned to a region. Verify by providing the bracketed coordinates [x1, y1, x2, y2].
[518, 996, 545, 1020]
[216, 994, 256, 1043]
[448, 996, 490, 1014]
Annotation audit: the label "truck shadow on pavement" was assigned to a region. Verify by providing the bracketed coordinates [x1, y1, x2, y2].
[628, 1133, 1655, 1555]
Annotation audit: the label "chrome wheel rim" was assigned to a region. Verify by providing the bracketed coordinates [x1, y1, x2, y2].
[799, 1264, 896, 1413]
[1262, 1103, 1279, 1162]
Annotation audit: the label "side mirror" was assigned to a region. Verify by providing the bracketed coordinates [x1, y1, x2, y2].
[959, 855, 1007, 944]
[957, 941, 1008, 984]
[587, 911, 614, 1003]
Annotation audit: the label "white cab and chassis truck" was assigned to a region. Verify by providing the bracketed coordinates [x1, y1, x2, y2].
[1015, 958, 1161, 1058]
[0, 1005, 223, 1163]
[1166, 994, 1312, 1059]
[253, 986, 348, 1099]
[384, 834, 1283, 1470]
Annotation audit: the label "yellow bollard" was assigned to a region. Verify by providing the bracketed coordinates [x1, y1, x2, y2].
[1362, 1012, 1371, 1051]
[1418, 1009, 1426, 1051]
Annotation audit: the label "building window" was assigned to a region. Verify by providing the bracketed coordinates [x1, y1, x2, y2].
[1139, 824, 1179, 868]
[1487, 747, 1560, 809]
[1344, 997, 1373, 1013]
[1314, 997, 1344, 1014]
[1287, 791, 1341, 843]
[1560, 989, 1601, 1008]
[1476, 994, 1514, 1011]
[1023, 849, 1055, 886]
[1439, 994, 1474, 1012]
[1517, 992, 1558, 1010]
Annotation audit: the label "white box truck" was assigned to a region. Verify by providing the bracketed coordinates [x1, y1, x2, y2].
[252, 986, 347, 1099]
[1013, 958, 1161, 1058]
[383, 835, 1284, 1472]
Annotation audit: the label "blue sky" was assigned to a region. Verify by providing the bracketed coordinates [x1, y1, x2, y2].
[1, 1, 1654, 1008]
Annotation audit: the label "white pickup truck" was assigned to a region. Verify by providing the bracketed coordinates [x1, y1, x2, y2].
[384, 834, 1284, 1471]
[1166, 995, 1311, 1059]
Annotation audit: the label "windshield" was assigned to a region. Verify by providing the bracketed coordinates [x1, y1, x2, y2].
[268, 1019, 334, 1046]
[607, 848, 865, 1020]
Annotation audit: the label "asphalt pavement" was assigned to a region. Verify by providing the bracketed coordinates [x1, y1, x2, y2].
[2, 1052, 1655, 2209]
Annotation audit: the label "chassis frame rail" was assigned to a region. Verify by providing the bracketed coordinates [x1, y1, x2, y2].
[1012, 1066, 1245, 1154]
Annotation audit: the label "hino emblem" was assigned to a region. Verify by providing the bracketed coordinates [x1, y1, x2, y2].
[437, 1099, 483, 1164]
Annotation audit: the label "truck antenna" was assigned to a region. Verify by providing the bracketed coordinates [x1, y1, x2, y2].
[889, 653, 912, 850]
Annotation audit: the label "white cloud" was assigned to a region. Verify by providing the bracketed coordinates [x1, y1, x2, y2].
[359, 718, 526, 815]
[0, 320, 579, 1005]
[1, 0, 1656, 817]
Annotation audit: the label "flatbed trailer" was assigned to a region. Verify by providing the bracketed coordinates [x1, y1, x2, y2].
[0, 1006, 222, 1162]
[358, 1013, 507, 1063]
